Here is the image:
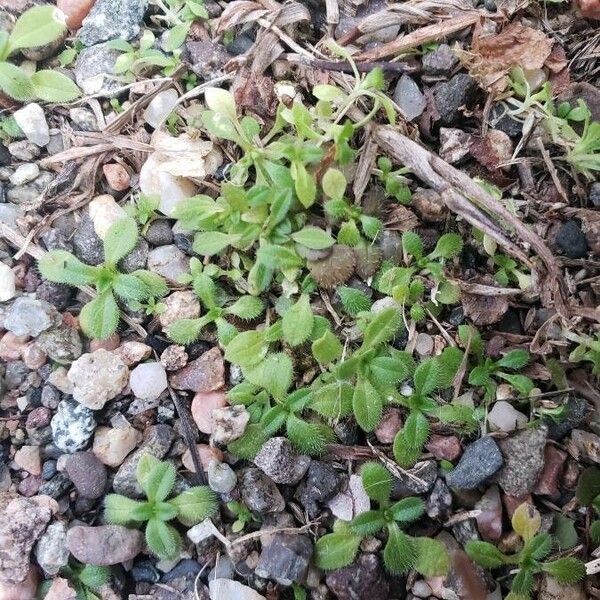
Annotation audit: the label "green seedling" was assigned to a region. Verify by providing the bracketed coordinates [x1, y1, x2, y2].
[466, 502, 586, 600]
[376, 156, 412, 204]
[315, 462, 449, 576]
[0, 5, 80, 102]
[38, 217, 168, 339]
[39, 562, 111, 600]
[150, 0, 208, 51]
[104, 455, 217, 559]
[227, 501, 258, 533]
[126, 193, 161, 230]
[564, 330, 600, 376]
[168, 257, 264, 345]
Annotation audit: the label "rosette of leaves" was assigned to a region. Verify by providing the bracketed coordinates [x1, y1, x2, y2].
[38, 217, 168, 339]
[167, 258, 264, 345]
[376, 231, 463, 322]
[0, 5, 81, 102]
[460, 325, 534, 401]
[377, 157, 412, 204]
[315, 462, 449, 576]
[564, 329, 600, 376]
[392, 346, 469, 467]
[39, 562, 111, 600]
[104, 455, 217, 560]
[576, 466, 600, 545]
[465, 502, 586, 600]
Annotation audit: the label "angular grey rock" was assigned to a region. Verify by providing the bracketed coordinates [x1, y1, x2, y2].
[393, 75, 426, 121]
[422, 43, 459, 76]
[545, 397, 588, 440]
[112, 424, 174, 497]
[427, 478, 453, 520]
[72, 214, 104, 265]
[239, 468, 285, 513]
[445, 436, 503, 489]
[253, 437, 310, 485]
[79, 0, 148, 47]
[495, 426, 547, 496]
[51, 398, 96, 453]
[392, 459, 437, 497]
[74, 43, 122, 97]
[295, 461, 340, 518]
[4, 296, 58, 337]
[325, 554, 390, 600]
[37, 326, 82, 363]
[255, 533, 313, 585]
[433, 73, 478, 125]
[35, 522, 70, 576]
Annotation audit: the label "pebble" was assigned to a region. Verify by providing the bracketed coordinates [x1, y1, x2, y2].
[0, 566, 39, 599]
[570, 429, 600, 463]
[426, 434, 462, 461]
[254, 437, 310, 485]
[239, 468, 285, 513]
[26, 407, 52, 430]
[37, 326, 82, 363]
[0, 262, 15, 301]
[74, 42, 122, 96]
[88, 194, 127, 239]
[145, 219, 174, 246]
[375, 407, 403, 444]
[209, 579, 266, 600]
[103, 163, 131, 191]
[69, 107, 99, 131]
[144, 89, 179, 128]
[58, 0, 97, 28]
[34, 522, 69, 576]
[112, 424, 174, 497]
[211, 405, 250, 445]
[392, 459, 438, 497]
[415, 332, 434, 357]
[4, 297, 58, 338]
[546, 397, 588, 440]
[0, 494, 51, 583]
[39, 473, 72, 499]
[66, 524, 144, 565]
[426, 478, 452, 520]
[129, 362, 168, 400]
[487, 401, 528, 432]
[475, 485, 503, 542]
[132, 560, 161, 583]
[422, 43, 459, 76]
[147, 245, 190, 283]
[439, 128, 472, 164]
[255, 533, 313, 585]
[433, 73, 478, 125]
[495, 426, 547, 496]
[68, 349, 129, 410]
[182, 444, 223, 472]
[65, 451, 107, 499]
[78, 0, 147, 46]
[534, 445, 567, 497]
[590, 182, 600, 207]
[51, 398, 96, 453]
[208, 460, 237, 493]
[556, 220, 588, 259]
[191, 390, 228, 434]
[22, 343, 47, 369]
[13, 104, 50, 147]
[445, 436, 503, 489]
[393, 74, 426, 121]
[8, 140, 40, 161]
[114, 340, 152, 366]
[172, 347, 225, 393]
[14, 445, 41, 475]
[72, 214, 104, 265]
[325, 554, 389, 600]
[160, 344, 188, 370]
[327, 473, 370, 521]
[159, 291, 201, 329]
[412, 581, 433, 598]
[538, 575, 586, 600]
[93, 422, 140, 467]
[9, 163, 40, 186]
[295, 461, 340, 518]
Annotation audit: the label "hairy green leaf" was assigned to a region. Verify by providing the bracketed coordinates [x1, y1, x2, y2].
[349, 510, 386, 536]
[402, 231, 424, 260]
[145, 518, 182, 559]
[314, 531, 361, 570]
[312, 330, 343, 364]
[112, 273, 151, 301]
[541, 558, 586, 586]
[353, 376, 383, 432]
[309, 381, 354, 419]
[287, 414, 335, 455]
[38, 250, 98, 286]
[414, 537, 450, 577]
[390, 497, 425, 523]
[337, 286, 372, 316]
[142, 460, 176, 502]
[496, 349, 530, 370]
[292, 226, 335, 250]
[244, 352, 292, 400]
[0, 62, 34, 100]
[78, 565, 111, 590]
[384, 522, 416, 574]
[8, 5, 66, 53]
[362, 307, 401, 350]
[576, 466, 600, 505]
[360, 462, 393, 505]
[30, 70, 80, 102]
[104, 494, 148, 524]
[103, 217, 138, 264]
[170, 486, 217, 527]
[79, 292, 120, 340]
[225, 330, 268, 367]
[282, 294, 314, 346]
[369, 356, 411, 386]
[193, 231, 240, 256]
[428, 233, 463, 259]
[465, 540, 508, 568]
[227, 295, 264, 320]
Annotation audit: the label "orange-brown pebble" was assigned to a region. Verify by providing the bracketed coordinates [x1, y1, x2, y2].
[57, 0, 97, 29]
[182, 444, 224, 472]
[90, 334, 120, 352]
[103, 163, 131, 191]
[191, 390, 228, 434]
[0, 331, 30, 361]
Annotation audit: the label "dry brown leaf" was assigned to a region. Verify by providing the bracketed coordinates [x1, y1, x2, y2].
[460, 22, 553, 92]
[461, 280, 510, 325]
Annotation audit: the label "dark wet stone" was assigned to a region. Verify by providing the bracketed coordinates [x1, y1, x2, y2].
[445, 436, 503, 490]
[326, 554, 390, 600]
[433, 74, 478, 125]
[556, 220, 588, 259]
[132, 561, 161, 583]
[296, 461, 340, 518]
[39, 473, 72, 499]
[239, 468, 285, 513]
[255, 533, 313, 585]
[545, 396, 588, 440]
[392, 459, 437, 497]
[490, 104, 523, 138]
[72, 215, 104, 265]
[422, 43, 458, 76]
[145, 219, 173, 246]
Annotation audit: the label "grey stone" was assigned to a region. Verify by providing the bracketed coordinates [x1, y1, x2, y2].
[545, 397, 588, 440]
[255, 533, 313, 585]
[393, 75, 426, 121]
[79, 0, 148, 47]
[66, 524, 145, 565]
[51, 398, 96, 453]
[112, 424, 174, 497]
[38, 473, 72, 499]
[120, 238, 149, 272]
[325, 554, 390, 600]
[69, 108, 99, 132]
[35, 522, 69, 576]
[422, 43, 458, 76]
[427, 478, 452, 520]
[37, 326, 83, 363]
[4, 296, 58, 337]
[208, 460, 237, 494]
[0, 203, 22, 230]
[433, 73, 478, 125]
[144, 219, 174, 246]
[74, 43, 122, 97]
[445, 436, 503, 489]
[254, 437, 310, 485]
[590, 182, 600, 207]
[8, 140, 40, 161]
[36, 281, 73, 311]
[495, 426, 547, 496]
[392, 459, 438, 497]
[295, 461, 339, 518]
[65, 451, 107, 499]
[239, 468, 285, 513]
[72, 214, 104, 265]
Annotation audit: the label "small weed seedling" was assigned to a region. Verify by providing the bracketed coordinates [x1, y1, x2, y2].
[104, 455, 217, 559]
[0, 5, 80, 102]
[564, 329, 600, 376]
[39, 561, 111, 599]
[38, 217, 168, 339]
[227, 501, 258, 533]
[315, 462, 449, 576]
[466, 502, 585, 600]
[126, 193, 161, 231]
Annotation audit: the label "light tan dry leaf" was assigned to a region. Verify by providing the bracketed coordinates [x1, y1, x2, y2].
[151, 131, 220, 179]
[459, 22, 554, 92]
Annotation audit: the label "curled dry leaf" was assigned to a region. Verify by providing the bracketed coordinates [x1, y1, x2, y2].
[459, 22, 554, 92]
[461, 280, 509, 325]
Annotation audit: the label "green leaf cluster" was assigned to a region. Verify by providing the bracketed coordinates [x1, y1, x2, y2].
[466, 502, 586, 599]
[0, 6, 80, 102]
[41, 561, 111, 600]
[38, 217, 168, 339]
[315, 462, 449, 576]
[104, 455, 217, 559]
